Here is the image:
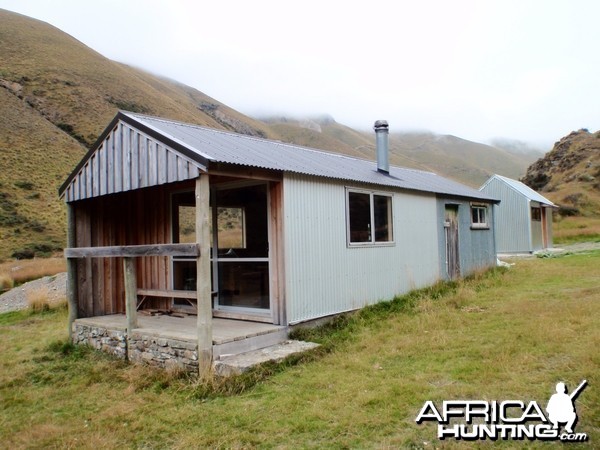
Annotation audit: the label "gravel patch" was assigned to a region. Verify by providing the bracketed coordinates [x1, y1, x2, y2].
[0, 272, 67, 314]
[556, 241, 600, 253]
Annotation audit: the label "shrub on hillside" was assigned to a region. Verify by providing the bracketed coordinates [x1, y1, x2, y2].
[558, 205, 580, 217]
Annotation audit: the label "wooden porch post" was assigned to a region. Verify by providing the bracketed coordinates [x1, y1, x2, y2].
[66, 203, 78, 339]
[196, 174, 213, 376]
[123, 257, 138, 334]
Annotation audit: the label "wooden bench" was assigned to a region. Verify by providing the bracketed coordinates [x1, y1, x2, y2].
[136, 289, 197, 310]
[136, 289, 218, 311]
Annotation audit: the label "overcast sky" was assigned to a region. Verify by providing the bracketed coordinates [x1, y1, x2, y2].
[1, 0, 599, 148]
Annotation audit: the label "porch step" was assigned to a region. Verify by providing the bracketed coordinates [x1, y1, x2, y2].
[213, 340, 320, 377]
[212, 326, 289, 359]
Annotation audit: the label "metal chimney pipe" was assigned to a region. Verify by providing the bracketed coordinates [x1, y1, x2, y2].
[374, 120, 389, 174]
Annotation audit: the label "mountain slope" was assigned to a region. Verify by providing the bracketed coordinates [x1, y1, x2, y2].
[0, 87, 83, 258]
[521, 129, 600, 242]
[0, 9, 275, 259]
[0, 8, 538, 259]
[0, 9, 273, 145]
[522, 129, 600, 215]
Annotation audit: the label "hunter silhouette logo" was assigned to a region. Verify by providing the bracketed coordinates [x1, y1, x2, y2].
[416, 379, 588, 442]
[546, 380, 587, 434]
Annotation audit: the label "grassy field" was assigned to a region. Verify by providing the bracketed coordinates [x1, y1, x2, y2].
[0, 251, 598, 448]
[553, 216, 600, 245]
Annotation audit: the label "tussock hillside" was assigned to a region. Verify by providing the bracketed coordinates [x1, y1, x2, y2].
[521, 129, 600, 242]
[522, 129, 600, 216]
[0, 8, 539, 259]
[0, 9, 272, 260]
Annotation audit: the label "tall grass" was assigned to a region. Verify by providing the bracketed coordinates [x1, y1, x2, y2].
[0, 257, 65, 287]
[0, 274, 14, 292]
[26, 287, 51, 313]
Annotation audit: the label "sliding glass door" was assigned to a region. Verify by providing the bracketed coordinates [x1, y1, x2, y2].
[214, 183, 270, 313]
[171, 182, 271, 316]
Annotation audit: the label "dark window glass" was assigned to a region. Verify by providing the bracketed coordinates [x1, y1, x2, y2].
[348, 192, 371, 243]
[374, 195, 392, 242]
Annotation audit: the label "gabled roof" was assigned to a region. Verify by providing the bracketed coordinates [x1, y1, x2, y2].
[480, 174, 556, 207]
[60, 111, 498, 203]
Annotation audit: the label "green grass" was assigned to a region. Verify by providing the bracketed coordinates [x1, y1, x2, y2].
[1, 253, 599, 448]
[553, 216, 600, 245]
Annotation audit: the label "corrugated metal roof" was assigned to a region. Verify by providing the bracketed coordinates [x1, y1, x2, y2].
[481, 174, 556, 206]
[122, 112, 498, 202]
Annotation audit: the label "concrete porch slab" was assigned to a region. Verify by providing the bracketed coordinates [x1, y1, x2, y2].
[213, 340, 321, 377]
[74, 314, 285, 346]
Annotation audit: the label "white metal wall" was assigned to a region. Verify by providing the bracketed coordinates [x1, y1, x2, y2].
[64, 121, 201, 202]
[481, 178, 531, 253]
[283, 173, 441, 324]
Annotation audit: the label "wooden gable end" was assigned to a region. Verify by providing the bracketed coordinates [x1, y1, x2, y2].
[63, 120, 203, 202]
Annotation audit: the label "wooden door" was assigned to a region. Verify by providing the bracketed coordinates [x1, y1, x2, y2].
[444, 206, 460, 280]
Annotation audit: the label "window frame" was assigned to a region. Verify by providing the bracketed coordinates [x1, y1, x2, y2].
[531, 206, 542, 221]
[470, 203, 489, 230]
[345, 187, 395, 247]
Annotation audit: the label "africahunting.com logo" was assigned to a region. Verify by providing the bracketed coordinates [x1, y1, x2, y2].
[416, 380, 588, 442]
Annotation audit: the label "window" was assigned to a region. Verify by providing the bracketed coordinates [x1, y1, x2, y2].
[347, 189, 393, 245]
[215, 207, 246, 249]
[172, 192, 246, 250]
[531, 207, 541, 221]
[470, 204, 488, 229]
[171, 192, 248, 292]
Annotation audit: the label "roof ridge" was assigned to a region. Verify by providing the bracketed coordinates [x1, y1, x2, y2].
[123, 111, 437, 175]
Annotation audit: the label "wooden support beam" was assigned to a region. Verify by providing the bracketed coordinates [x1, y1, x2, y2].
[209, 164, 283, 182]
[123, 257, 138, 337]
[64, 243, 200, 259]
[66, 203, 78, 339]
[196, 174, 213, 376]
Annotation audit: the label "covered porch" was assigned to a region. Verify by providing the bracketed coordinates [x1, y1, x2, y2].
[59, 113, 291, 374]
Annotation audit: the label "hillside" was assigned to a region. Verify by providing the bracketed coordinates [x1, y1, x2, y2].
[0, 8, 538, 260]
[0, 9, 273, 260]
[521, 129, 600, 242]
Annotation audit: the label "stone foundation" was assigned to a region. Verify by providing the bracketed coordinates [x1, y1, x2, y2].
[128, 332, 199, 372]
[72, 322, 199, 372]
[72, 323, 128, 359]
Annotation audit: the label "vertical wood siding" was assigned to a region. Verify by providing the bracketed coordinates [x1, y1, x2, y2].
[72, 183, 192, 318]
[64, 122, 201, 202]
[283, 173, 441, 324]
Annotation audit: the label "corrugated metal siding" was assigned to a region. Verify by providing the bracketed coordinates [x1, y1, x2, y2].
[481, 178, 531, 253]
[485, 174, 555, 206]
[283, 173, 440, 324]
[64, 122, 201, 202]
[436, 199, 497, 279]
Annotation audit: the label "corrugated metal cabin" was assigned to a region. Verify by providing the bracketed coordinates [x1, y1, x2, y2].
[60, 112, 499, 373]
[480, 174, 557, 254]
